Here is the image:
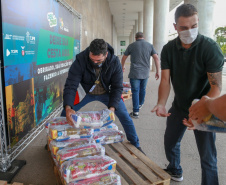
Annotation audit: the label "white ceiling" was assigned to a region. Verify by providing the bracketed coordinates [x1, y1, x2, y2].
[108, 0, 183, 36]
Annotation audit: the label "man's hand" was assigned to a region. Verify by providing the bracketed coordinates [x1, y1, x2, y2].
[155, 71, 160, 80]
[109, 107, 115, 112]
[189, 96, 211, 123]
[65, 105, 76, 126]
[122, 66, 125, 72]
[183, 118, 195, 130]
[151, 104, 171, 117]
[121, 55, 128, 73]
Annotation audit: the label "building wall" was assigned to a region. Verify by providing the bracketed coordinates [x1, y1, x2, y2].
[65, 0, 113, 51]
[117, 36, 130, 56]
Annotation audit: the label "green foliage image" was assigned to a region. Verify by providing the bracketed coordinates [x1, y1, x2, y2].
[215, 26, 226, 56]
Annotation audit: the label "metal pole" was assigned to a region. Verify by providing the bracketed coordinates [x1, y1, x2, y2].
[0, 60, 11, 172]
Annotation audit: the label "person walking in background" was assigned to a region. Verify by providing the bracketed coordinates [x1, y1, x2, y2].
[121, 32, 160, 119]
[62, 38, 145, 154]
[151, 4, 224, 184]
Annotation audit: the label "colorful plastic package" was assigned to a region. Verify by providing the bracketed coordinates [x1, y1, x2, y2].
[68, 173, 121, 185]
[94, 123, 118, 132]
[49, 124, 93, 141]
[191, 99, 226, 132]
[122, 82, 131, 88]
[93, 130, 125, 145]
[192, 116, 226, 132]
[122, 87, 131, 94]
[61, 155, 116, 183]
[45, 117, 68, 133]
[71, 109, 115, 128]
[56, 143, 105, 164]
[49, 138, 96, 156]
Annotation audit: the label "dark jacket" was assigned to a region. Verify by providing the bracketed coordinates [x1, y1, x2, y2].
[63, 44, 123, 109]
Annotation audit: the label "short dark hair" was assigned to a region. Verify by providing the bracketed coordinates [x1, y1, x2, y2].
[135, 32, 144, 39]
[89, 39, 108, 55]
[175, 4, 198, 23]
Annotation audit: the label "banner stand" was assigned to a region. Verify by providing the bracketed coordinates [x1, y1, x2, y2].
[0, 0, 81, 182]
[0, 159, 26, 182]
[0, 102, 63, 179]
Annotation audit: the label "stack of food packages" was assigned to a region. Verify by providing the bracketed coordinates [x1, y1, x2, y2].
[122, 82, 131, 94]
[46, 109, 124, 184]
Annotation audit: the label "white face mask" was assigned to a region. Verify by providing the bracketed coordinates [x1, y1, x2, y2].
[179, 27, 198, 44]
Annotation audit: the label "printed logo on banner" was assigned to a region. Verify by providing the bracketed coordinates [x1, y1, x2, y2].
[6, 49, 10, 56]
[4, 33, 25, 41]
[2, 23, 38, 66]
[5, 34, 12, 39]
[59, 17, 69, 33]
[47, 12, 57, 27]
[25, 50, 35, 55]
[21, 46, 25, 56]
[20, 46, 35, 56]
[26, 31, 36, 44]
[6, 49, 18, 57]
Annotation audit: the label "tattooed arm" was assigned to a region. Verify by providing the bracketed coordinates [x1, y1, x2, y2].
[206, 71, 222, 98]
[187, 71, 222, 123]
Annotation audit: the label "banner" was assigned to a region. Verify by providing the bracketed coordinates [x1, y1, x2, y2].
[1, 0, 81, 146]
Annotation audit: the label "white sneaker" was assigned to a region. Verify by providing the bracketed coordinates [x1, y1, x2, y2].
[164, 169, 183, 182]
[139, 104, 143, 110]
[129, 112, 139, 119]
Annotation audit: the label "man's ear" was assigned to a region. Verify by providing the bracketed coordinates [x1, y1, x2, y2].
[105, 52, 108, 57]
[173, 23, 177, 31]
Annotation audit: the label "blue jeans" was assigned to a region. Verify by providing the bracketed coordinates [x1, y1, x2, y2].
[164, 106, 218, 185]
[130, 78, 148, 112]
[61, 93, 140, 147]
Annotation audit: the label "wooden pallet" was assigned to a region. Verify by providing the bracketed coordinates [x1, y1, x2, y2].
[122, 92, 132, 100]
[105, 141, 171, 185]
[49, 141, 171, 185]
[0, 181, 25, 185]
[48, 150, 64, 185]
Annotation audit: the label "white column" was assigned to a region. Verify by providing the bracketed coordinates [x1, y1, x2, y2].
[153, 0, 170, 71]
[135, 20, 138, 34]
[143, 0, 154, 71]
[197, 0, 216, 38]
[130, 29, 134, 43]
[133, 25, 136, 42]
[184, 0, 216, 38]
[138, 12, 143, 32]
[129, 32, 132, 44]
[112, 23, 117, 55]
[143, 0, 154, 43]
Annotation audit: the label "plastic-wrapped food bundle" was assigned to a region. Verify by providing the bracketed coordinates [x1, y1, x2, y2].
[69, 173, 121, 185]
[71, 109, 115, 128]
[94, 123, 118, 132]
[93, 130, 125, 145]
[45, 117, 68, 133]
[192, 116, 226, 132]
[122, 82, 131, 88]
[122, 87, 131, 94]
[61, 155, 116, 183]
[191, 99, 226, 132]
[49, 138, 95, 156]
[49, 124, 93, 141]
[56, 143, 105, 164]
[47, 136, 53, 146]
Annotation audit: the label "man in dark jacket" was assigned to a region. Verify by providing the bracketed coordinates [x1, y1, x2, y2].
[61, 39, 143, 153]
